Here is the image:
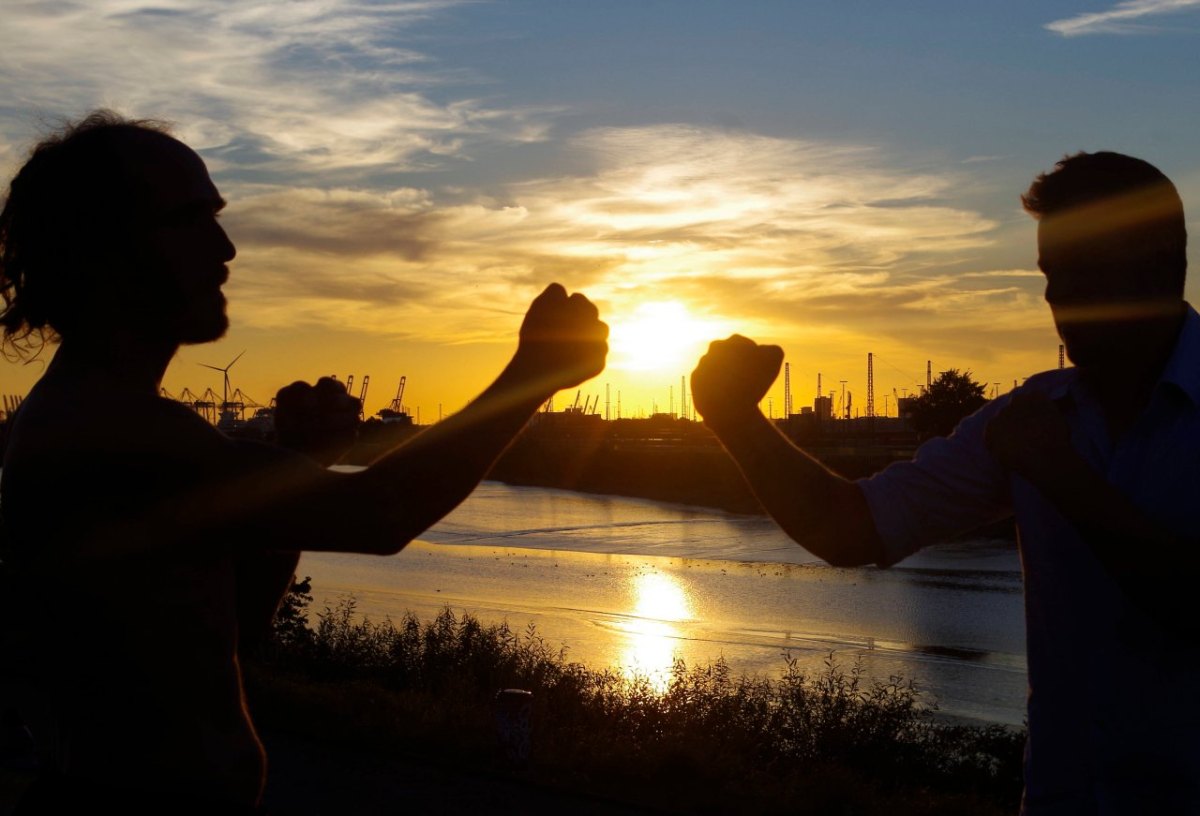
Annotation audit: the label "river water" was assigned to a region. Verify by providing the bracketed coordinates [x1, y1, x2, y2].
[299, 482, 1027, 726]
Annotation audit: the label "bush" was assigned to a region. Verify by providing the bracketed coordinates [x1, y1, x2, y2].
[250, 585, 1024, 814]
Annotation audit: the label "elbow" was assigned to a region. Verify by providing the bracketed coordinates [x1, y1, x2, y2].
[334, 497, 414, 555]
[357, 537, 409, 557]
[823, 548, 875, 569]
[782, 515, 881, 569]
[345, 515, 418, 556]
[763, 477, 882, 568]
[813, 538, 878, 569]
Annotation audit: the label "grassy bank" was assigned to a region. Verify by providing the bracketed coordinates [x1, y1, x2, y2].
[244, 580, 1025, 815]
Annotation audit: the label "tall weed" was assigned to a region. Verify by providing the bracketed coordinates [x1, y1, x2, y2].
[249, 582, 1024, 813]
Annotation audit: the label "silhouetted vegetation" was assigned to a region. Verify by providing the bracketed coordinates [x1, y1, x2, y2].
[908, 369, 988, 438]
[245, 581, 1024, 815]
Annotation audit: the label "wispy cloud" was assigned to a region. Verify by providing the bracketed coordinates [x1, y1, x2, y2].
[0, 0, 553, 184]
[1045, 0, 1200, 37]
[0, 4, 1049, 398]
[216, 124, 1011, 351]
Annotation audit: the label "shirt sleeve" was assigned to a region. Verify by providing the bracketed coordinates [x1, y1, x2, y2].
[858, 396, 1014, 567]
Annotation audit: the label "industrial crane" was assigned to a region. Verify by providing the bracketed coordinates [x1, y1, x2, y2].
[389, 376, 406, 412]
[376, 377, 412, 425]
[357, 375, 370, 419]
[194, 388, 220, 425]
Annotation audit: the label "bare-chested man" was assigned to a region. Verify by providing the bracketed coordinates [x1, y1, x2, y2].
[0, 111, 607, 812]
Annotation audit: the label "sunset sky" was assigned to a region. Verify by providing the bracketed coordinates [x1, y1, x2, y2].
[2, 1, 1199, 420]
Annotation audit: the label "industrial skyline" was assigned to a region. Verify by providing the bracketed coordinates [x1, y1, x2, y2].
[137, 340, 1067, 429]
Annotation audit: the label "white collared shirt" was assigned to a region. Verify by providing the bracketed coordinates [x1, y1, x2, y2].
[860, 305, 1200, 814]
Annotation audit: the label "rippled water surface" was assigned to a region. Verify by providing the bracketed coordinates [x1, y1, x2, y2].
[301, 482, 1026, 725]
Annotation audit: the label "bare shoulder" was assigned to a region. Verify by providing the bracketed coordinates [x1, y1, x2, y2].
[5, 377, 234, 474]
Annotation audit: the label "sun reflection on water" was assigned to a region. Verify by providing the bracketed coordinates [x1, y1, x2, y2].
[621, 572, 692, 692]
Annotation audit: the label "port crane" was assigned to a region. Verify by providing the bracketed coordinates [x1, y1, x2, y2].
[388, 376, 406, 412]
[357, 375, 369, 419]
[377, 377, 412, 425]
[341, 374, 372, 419]
[194, 388, 220, 425]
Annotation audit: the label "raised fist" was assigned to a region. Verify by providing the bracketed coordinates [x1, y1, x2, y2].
[691, 335, 783, 430]
[274, 376, 362, 466]
[510, 283, 608, 395]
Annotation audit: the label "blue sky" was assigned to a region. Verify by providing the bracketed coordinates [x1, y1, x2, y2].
[1, 1, 1198, 416]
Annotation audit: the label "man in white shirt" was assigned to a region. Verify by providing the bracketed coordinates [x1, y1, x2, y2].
[691, 152, 1198, 814]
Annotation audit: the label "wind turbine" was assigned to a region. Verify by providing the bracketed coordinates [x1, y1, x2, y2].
[201, 350, 246, 407]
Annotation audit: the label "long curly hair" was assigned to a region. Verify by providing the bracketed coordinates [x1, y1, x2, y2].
[0, 110, 173, 359]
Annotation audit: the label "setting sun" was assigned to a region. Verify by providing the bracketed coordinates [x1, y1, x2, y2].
[607, 300, 729, 375]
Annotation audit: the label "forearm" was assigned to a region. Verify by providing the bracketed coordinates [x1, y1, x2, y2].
[348, 360, 553, 547]
[708, 409, 882, 567]
[261, 284, 605, 555]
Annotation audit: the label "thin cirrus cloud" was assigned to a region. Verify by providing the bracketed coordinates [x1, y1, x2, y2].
[220, 124, 1015, 350]
[0, 0, 552, 183]
[483, 124, 1013, 345]
[0, 2, 1032, 360]
[1045, 0, 1200, 36]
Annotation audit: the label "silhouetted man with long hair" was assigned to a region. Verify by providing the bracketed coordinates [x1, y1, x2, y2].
[692, 152, 1200, 813]
[0, 111, 607, 813]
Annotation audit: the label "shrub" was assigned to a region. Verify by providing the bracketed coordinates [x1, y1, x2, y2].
[252, 586, 1024, 814]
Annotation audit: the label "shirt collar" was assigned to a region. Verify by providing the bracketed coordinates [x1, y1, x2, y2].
[1045, 302, 1200, 405]
[1159, 302, 1200, 407]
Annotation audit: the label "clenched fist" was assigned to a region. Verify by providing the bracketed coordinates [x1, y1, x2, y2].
[509, 283, 608, 395]
[691, 335, 784, 431]
[275, 376, 362, 467]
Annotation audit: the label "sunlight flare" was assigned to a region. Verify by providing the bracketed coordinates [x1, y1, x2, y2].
[620, 571, 693, 692]
[608, 300, 731, 375]
[632, 571, 691, 622]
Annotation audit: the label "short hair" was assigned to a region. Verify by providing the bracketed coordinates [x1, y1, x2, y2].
[0, 110, 173, 357]
[1023, 151, 1187, 293]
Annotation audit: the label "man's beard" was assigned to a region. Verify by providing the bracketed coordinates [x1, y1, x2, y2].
[178, 308, 229, 346]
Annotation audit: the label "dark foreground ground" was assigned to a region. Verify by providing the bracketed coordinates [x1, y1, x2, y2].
[259, 729, 657, 816]
[0, 733, 657, 816]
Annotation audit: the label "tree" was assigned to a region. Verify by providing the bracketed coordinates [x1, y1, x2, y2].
[907, 369, 987, 439]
